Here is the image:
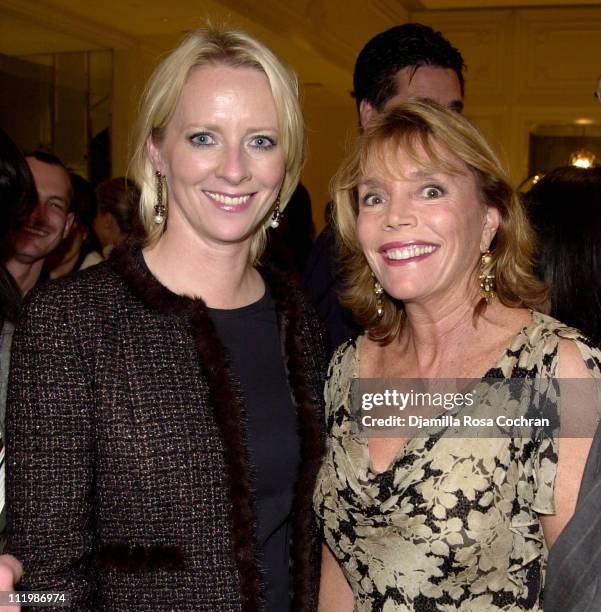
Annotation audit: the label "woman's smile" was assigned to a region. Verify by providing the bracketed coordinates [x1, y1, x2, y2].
[203, 190, 254, 211]
[378, 241, 439, 266]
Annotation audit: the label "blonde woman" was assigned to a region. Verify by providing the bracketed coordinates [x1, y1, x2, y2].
[314, 102, 598, 610]
[7, 28, 325, 611]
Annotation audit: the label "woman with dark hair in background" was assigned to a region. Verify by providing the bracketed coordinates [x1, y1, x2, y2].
[86, 176, 144, 265]
[525, 166, 601, 612]
[526, 166, 601, 346]
[0, 129, 36, 324]
[0, 128, 33, 605]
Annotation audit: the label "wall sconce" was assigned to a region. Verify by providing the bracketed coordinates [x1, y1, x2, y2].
[569, 149, 597, 168]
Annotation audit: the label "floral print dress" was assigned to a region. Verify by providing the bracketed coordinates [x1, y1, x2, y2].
[313, 312, 601, 611]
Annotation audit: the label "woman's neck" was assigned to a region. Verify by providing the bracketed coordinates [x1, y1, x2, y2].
[394, 288, 485, 375]
[142, 232, 263, 309]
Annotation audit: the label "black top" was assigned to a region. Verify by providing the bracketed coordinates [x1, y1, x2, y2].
[209, 287, 300, 612]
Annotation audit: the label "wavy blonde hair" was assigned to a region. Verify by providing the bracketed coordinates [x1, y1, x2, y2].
[333, 101, 548, 345]
[129, 26, 304, 264]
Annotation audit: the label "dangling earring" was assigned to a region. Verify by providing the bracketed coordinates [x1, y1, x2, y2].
[374, 279, 384, 318]
[269, 194, 283, 229]
[154, 170, 166, 225]
[479, 250, 496, 303]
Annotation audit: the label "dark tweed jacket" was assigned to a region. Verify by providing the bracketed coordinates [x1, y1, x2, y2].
[5, 245, 327, 611]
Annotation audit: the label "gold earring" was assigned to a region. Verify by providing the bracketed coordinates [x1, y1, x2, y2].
[269, 194, 283, 229]
[374, 279, 384, 317]
[479, 250, 495, 303]
[154, 171, 166, 225]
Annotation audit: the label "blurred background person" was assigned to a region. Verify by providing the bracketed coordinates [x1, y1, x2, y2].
[46, 172, 102, 278]
[87, 176, 143, 266]
[525, 166, 601, 612]
[264, 182, 315, 280]
[3, 151, 74, 295]
[0, 129, 38, 545]
[0, 128, 38, 592]
[0, 130, 37, 324]
[526, 166, 601, 346]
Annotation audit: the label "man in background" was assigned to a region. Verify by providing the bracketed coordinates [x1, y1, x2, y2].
[303, 23, 465, 355]
[4, 151, 74, 295]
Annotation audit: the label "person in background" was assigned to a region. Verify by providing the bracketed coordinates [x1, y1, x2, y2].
[313, 102, 597, 610]
[0, 555, 22, 611]
[524, 166, 601, 612]
[0, 130, 36, 324]
[0, 128, 38, 602]
[303, 23, 465, 356]
[526, 166, 601, 346]
[47, 172, 102, 277]
[7, 26, 325, 611]
[4, 151, 74, 294]
[265, 182, 315, 280]
[85, 176, 144, 266]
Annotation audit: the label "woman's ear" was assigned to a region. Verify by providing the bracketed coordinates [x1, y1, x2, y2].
[146, 136, 163, 174]
[481, 205, 500, 252]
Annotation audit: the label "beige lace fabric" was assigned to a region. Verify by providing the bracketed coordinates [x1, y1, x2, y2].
[313, 312, 601, 611]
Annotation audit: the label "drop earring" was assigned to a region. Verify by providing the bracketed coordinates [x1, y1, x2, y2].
[269, 194, 283, 229]
[374, 280, 384, 317]
[479, 250, 496, 303]
[154, 170, 166, 225]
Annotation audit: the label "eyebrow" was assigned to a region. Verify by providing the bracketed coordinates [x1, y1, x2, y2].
[359, 169, 450, 189]
[358, 178, 385, 189]
[183, 124, 279, 133]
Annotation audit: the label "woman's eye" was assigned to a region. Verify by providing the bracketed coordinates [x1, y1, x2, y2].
[249, 135, 275, 149]
[422, 185, 444, 199]
[190, 133, 215, 146]
[361, 193, 384, 207]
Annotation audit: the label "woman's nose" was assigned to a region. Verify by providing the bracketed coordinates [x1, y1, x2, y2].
[384, 196, 417, 230]
[216, 147, 251, 185]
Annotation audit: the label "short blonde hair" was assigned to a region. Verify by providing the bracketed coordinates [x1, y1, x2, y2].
[333, 101, 548, 344]
[130, 26, 304, 263]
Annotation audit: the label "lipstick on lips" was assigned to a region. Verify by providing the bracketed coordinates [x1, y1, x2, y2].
[378, 241, 438, 266]
[204, 190, 254, 213]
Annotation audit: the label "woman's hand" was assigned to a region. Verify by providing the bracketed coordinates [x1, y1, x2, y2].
[0, 554, 23, 611]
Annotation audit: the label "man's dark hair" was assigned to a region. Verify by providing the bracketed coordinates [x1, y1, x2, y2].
[25, 150, 68, 170]
[525, 166, 601, 347]
[25, 149, 73, 209]
[353, 23, 465, 113]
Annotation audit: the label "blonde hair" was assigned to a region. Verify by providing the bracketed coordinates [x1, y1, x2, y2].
[130, 26, 304, 263]
[333, 101, 548, 344]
